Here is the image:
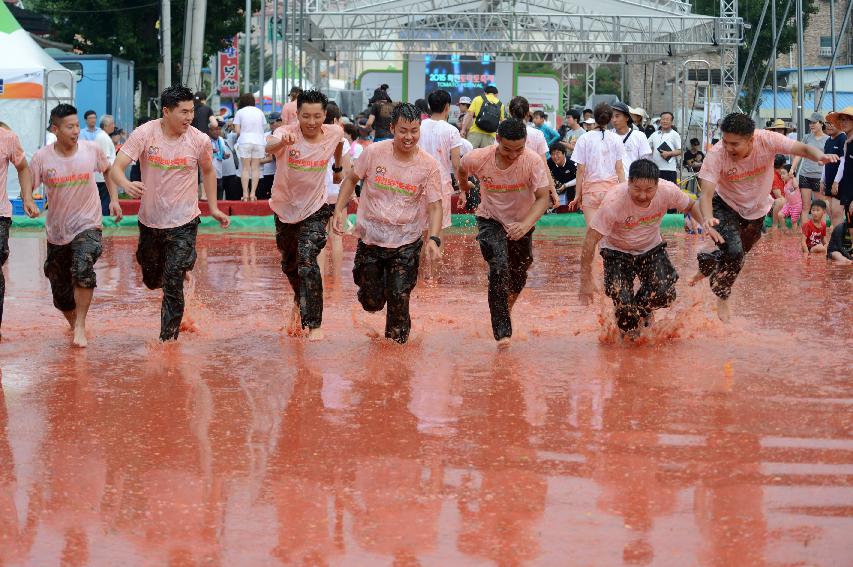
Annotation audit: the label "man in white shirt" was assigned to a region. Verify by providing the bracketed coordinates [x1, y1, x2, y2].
[648, 111, 682, 184]
[93, 114, 117, 215]
[418, 89, 464, 237]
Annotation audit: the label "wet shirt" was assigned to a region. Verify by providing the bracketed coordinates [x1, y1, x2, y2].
[827, 221, 853, 259]
[525, 126, 548, 157]
[30, 142, 108, 245]
[571, 129, 625, 183]
[233, 106, 267, 146]
[283, 101, 298, 125]
[591, 180, 691, 255]
[268, 123, 344, 223]
[700, 130, 796, 220]
[0, 128, 25, 218]
[461, 145, 550, 228]
[801, 219, 826, 250]
[120, 119, 212, 229]
[352, 140, 442, 248]
[418, 118, 463, 195]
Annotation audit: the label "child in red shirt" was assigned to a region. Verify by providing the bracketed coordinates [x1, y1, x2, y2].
[801, 199, 828, 254]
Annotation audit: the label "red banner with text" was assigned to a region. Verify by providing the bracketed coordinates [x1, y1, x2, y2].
[218, 37, 239, 98]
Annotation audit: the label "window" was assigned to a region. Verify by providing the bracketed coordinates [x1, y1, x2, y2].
[820, 36, 833, 57]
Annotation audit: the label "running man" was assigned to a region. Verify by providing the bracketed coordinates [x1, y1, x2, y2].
[579, 159, 704, 338]
[20, 104, 122, 347]
[457, 118, 551, 348]
[0, 123, 33, 341]
[691, 113, 838, 321]
[332, 103, 443, 344]
[111, 85, 230, 342]
[265, 89, 345, 340]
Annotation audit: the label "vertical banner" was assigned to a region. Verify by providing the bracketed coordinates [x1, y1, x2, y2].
[218, 37, 240, 98]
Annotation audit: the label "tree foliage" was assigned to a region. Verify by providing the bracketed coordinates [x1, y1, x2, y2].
[692, 0, 817, 112]
[28, 0, 256, 111]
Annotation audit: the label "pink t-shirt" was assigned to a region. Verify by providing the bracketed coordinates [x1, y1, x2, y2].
[525, 126, 548, 157]
[283, 101, 298, 125]
[30, 142, 108, 245]
[268, 123, 344, 223]
[460, 145, 550, 228]
[571, 129, 625, 182]
[352, 140, 443, 248]
[120, 120, 211, 229]
[590, 180, 692, 254]
[0, 129, 25, 218]
[700, 129, 796, 220]
[417, 118, 463, 196]
[783, 179, 802, 205]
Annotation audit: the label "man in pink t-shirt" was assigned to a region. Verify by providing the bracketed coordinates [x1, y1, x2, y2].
[332, 103, 444, 344]
[579, 159, 704, 337]
[0, 125, 33, 340]
[111, 85, 230, 342]
[265, 89, 344, 340]
[693, 113, 839, 321]
[457, 118, 552, 348]
[20, 104, 122, 348]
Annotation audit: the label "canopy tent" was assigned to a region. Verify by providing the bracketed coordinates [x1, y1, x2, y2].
[0, 1, 74, 198]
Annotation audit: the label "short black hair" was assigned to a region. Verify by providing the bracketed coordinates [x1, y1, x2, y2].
[773, 154, 787, 169]
[782, 163, 792, 172]
[532, 110, 547, 119]
[508, 96, 529, 120]
[83, 109, 96, 119]
[414, 98, 429, 115]
[484, 85, 498, 95]
[323, 101, 341, 124]
[161, 85, 195, 110]
[583, 108, 593, 115]
[628, 159, 660, 182]
[690, 137, 700, 145]
[812, 199, 827, 211]
[548, 142, 565, 155]
[194, 91, 206, 101]
[496, 118, 527, 141]
[566, 109, 580, 121]
[660, 111, 674, 119]
[297, 89, 328, 110]
[391, 102, 421, 125]
[50, 103, 78, 126]
[380, 84, 389, 90]
[427, 90, 451, 114]
[720, 113, 755, 137]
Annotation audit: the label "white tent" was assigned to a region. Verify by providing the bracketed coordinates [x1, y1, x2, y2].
[0, 2, 74, 198]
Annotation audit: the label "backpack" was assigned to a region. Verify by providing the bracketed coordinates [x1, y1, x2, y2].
[474, 95, 502, 133]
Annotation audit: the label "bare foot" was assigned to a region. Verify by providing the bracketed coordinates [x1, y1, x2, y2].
[497, 337, 511, 350]
[717, 297, 731, 323]
[687, 271, 705, 287]
[179, 316, 198, 333]
[286, 303, 303, 337]
[72, 326, 88, 348]
[308, 327, 324, 341]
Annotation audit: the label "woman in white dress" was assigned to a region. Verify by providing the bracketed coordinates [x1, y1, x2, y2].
[233, 92, 267, 201]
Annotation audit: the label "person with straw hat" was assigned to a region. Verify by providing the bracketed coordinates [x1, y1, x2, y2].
[689, 113, 839, 322]
[825, 106, 853, 221]
[766, 118, 791, 134]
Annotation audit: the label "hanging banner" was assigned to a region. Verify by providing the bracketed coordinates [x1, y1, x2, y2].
[218, 37, 239, 98]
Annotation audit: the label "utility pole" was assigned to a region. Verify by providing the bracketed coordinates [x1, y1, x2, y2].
[272, 0, 278, 108]
[187, 0, 207, 92]
[181, 0, 193, 86]
[244, 0, 251, 93]
[829, 0, 837, 110]
[795, 0, 805, 140]
[259, 0, 266, 105]
[772, 0, 777, 120]
[161, 0, 172, 91]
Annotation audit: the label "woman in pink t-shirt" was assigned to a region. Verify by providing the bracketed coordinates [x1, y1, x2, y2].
[569, 103, 626, 229]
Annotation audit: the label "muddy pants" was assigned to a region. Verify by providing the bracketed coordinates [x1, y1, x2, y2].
[136, 217, 200, 341]
[353, 238, 423, 344]
[44, 229, 103, 313]
[0, 217, 9, 330]
[476, 217, 534, 341]
[602, 242, 677, 333]
[275, 204, 333, 330]
[697, 195, 764, 300]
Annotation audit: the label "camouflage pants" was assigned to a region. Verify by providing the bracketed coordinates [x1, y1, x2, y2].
[44, 229, 103, 312]
[0, 217, 10, 329]
[353, 238, 423, 344]
[136, 217, 200, 341]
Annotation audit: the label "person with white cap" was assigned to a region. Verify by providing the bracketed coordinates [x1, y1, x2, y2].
[457, 96, 472, 117]
[582, 116, 596, 132]
[791, 112, 829, 211]
[629, 107, 654, 138]
[825, 106, 853, 220]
